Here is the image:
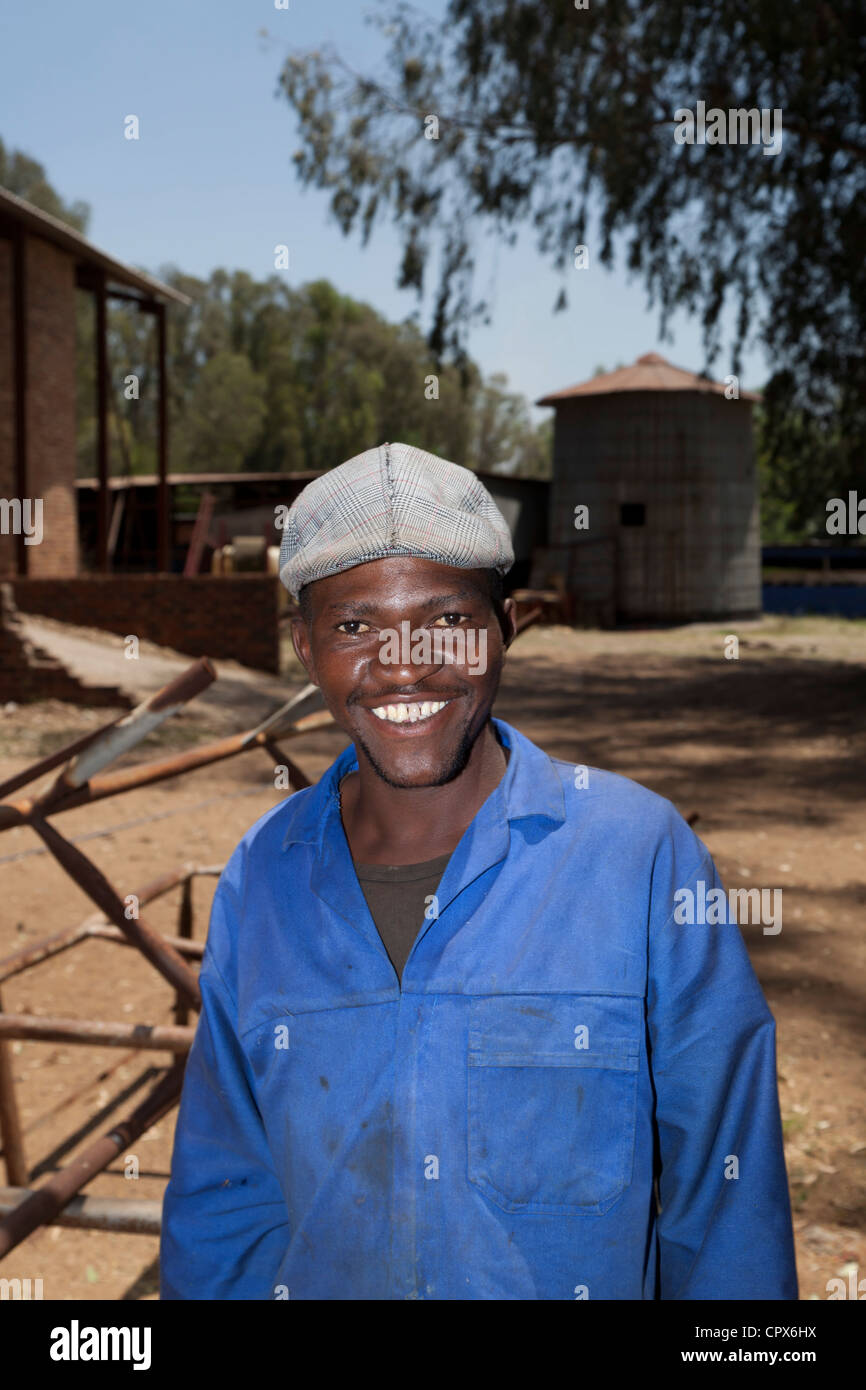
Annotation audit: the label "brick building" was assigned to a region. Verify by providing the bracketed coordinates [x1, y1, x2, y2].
[535, 352, 762, 624]
[0, 186, 188, 581]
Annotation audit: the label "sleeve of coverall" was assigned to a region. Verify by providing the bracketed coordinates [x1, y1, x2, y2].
[160, 879, 290, 1300]
[647, 849, 798, 1300]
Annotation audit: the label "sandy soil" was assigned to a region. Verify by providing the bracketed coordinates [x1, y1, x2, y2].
[0, 612, 863, 1301]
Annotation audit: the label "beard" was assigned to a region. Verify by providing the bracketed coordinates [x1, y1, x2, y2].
[350, 711, 481, 790]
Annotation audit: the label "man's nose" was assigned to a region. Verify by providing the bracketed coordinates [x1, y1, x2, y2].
[371, 620, 442, 683]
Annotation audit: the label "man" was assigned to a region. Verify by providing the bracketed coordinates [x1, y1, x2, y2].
[161, 441, 798, 1300]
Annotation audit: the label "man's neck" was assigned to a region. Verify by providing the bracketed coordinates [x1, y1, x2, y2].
[339, 722, 509, 865]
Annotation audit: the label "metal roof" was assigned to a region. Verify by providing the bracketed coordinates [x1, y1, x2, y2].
[74, 471, 324, 489]
[536, 352, 760, 404]
[0, 185, 191, 305]
[75, 467, 550, 490]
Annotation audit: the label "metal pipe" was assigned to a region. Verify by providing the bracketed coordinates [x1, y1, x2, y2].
[0, 713, 126, 802]
[85, 925, 204, 958]
[95, 268, 109, 573]
[0, 865, 204, 985]
[0, 1063, 183, 1258]
[12, 223, 28, 579]
[0, 709, 334, 831]
[241, 682, 324, 747]
[50, 656, 217, 791]
[156, 300, 169, 573]
[25, 815, 201, 1011]
[0, 921, 90, 987]
[0, 1014, 195, 1053]
[174, 876, 194, 1027]
[0, 1187, 161, 1235]
[0, 990, 27, 1187]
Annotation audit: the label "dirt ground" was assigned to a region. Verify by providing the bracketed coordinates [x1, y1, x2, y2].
[0, 612, 863, 1301]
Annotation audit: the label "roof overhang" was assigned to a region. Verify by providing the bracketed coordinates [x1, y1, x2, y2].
[0, 185, 191, 305]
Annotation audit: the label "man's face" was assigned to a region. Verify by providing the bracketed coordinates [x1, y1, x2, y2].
[291, 557, 516, 789]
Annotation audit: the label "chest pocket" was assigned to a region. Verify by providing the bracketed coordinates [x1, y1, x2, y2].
[467, 993, 641, 1216]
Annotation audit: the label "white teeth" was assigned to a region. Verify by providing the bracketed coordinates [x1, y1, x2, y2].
[370, 699, 449, 725]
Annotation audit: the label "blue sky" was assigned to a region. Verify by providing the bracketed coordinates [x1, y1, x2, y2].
[0, 0, 769, 420]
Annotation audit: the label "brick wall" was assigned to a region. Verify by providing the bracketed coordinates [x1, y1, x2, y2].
[0, 233, 80, 581]
[24, 238, 79, 578]
[11, 574, 281, 674]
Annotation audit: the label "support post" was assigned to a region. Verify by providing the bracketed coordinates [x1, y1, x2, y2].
[155, 299, 169, 572]
[95, 268, 110, 573]
[12, 225, 28, 578]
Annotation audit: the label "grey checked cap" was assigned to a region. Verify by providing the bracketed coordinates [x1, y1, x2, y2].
[279, 442, 514, 601]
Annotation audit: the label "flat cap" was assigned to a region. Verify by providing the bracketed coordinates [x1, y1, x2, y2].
[279, 442, 514, 601]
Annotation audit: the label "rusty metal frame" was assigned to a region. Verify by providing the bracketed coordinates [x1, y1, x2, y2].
[0, 660, 331, 1257]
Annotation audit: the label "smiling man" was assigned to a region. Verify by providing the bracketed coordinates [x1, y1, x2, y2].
[160, 442, 798, 1301]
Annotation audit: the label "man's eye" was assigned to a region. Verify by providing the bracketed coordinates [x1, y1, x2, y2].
[432, 613, 468, 627]
[336, 620, 371, 635]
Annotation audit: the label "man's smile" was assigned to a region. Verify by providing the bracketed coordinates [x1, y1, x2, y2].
[360, 697, 458, 731]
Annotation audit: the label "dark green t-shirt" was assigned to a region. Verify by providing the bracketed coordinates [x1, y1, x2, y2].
[353, 851, 452, 982]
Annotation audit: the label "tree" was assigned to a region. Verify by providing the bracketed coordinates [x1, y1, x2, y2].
[0, 137, 90, 231]
[173, 352, 267, 473]
[3, 137, 550, 482]
[277, 1, 865, 505]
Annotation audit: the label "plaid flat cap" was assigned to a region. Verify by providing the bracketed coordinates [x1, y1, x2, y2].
[278, 442, 514, 600]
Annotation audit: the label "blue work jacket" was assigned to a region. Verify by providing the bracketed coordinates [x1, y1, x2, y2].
[160, 717, 798, 1300]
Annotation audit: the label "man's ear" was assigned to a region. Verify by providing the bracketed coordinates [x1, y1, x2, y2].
[501, 596, 518, 651]
[290, 614, 318, 686]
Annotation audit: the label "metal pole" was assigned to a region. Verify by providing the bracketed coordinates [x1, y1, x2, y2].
[0, 1187, 161, 1236]
[26, 814, 201, 1011]
[0, 865, 208, 986]
[262, 738, 312, 789]
[0, 1013, 195, 1053]
[0, 713, 127, 803]
[85, 924, 204, 959]
[174, 874, 194, 1027]
[0, 657, 214, 805]
[0, 710, 334, 831]
[95, 268, 109, 573]
[0, 1063, 183, 1258]
[11, 224, 28, 579]
[156, 300, 169, 573]
[0, 990, 27, 1187]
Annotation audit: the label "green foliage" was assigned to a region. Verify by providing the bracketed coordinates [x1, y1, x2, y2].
[71, 262, 550, 480]
[756, 394, 862, 543]
[174, 351, 267, 473]
[279, 1, 865, 524]
[0, 137, 90, 231]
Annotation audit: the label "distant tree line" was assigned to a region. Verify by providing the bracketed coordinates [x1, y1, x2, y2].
[1, 136, 855, 539]
[76, 267, 553, 482]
